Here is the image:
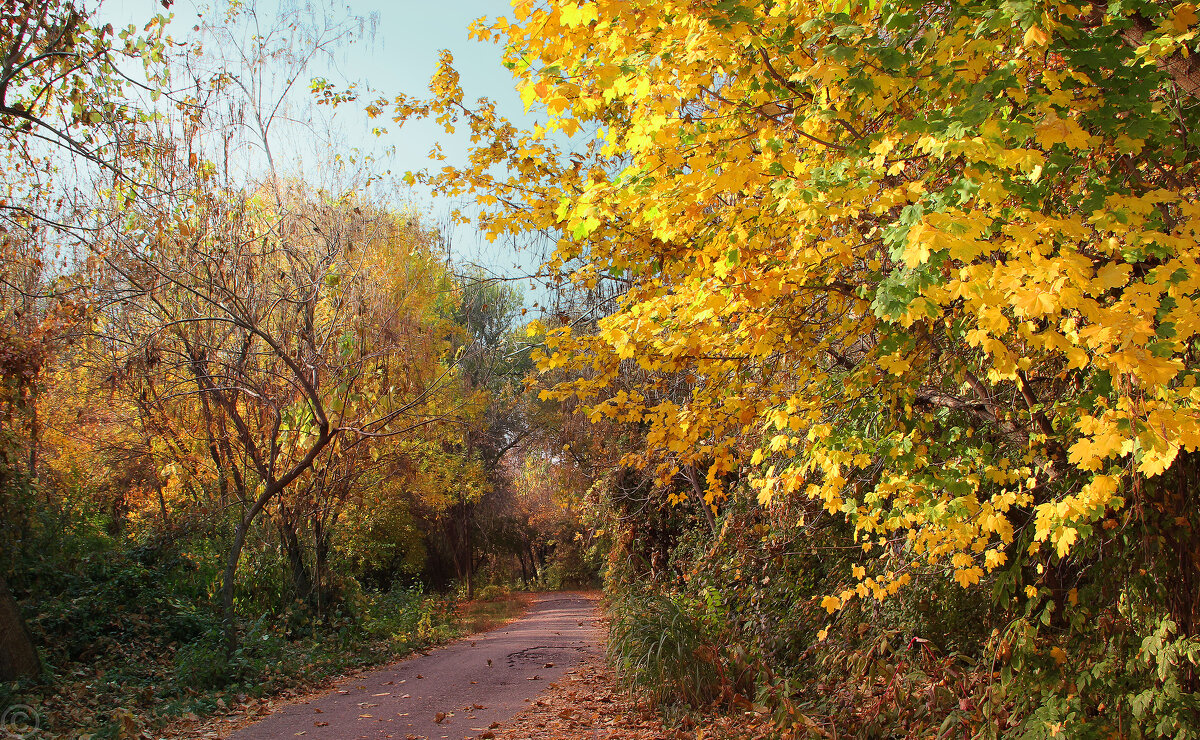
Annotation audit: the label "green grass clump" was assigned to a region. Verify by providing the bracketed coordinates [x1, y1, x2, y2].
[607, 590, 722, 708]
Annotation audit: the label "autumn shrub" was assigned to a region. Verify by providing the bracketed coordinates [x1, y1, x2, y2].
[361, 586, 449, 647]
[476, 583, 507, 601]
[8, 513, 213, 671]
[976, 522, 1200, 739]
[600, 488, 1003, 733]
[172, 614, 292, 691]
[234, 541, 293, 618]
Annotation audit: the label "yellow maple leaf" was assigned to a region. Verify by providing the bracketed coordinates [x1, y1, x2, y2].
[1023, 24, 1049, 47]
[1174, 4, 1198, 32]
[1035, 111, 1090, 149]
[903, 223, 932, 268]
[1049, 646, 1068, 665]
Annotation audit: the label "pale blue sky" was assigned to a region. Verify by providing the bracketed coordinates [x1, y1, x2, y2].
[94, 0, 545, 285]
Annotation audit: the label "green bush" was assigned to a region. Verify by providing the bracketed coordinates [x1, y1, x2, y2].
[476, 583, 507, 601]
[173, 631, 235, 690]
[361, 587, 457, 651]
[173, 616, 288, 690]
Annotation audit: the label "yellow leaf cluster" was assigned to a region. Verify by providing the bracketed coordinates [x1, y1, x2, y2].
[394, 0, 1200, 602]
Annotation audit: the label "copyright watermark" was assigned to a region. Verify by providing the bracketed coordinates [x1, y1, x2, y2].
[1, 704, 39, 738]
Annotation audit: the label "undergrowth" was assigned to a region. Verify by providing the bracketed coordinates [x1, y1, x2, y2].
[1, 528, 497, 740]
[600, 486, 1200, 739]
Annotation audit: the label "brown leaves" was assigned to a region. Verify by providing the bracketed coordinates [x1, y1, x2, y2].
[494, 654, 767, 739]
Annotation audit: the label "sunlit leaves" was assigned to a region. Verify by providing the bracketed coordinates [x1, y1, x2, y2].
[384, 0, 1200, 611]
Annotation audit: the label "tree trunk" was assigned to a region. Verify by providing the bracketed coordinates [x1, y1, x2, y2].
[0, 574, 40, 681]
[528, 542, 540, 582]
[27, 400, 37, 478]
[279, 516, 313, 603]
[222, 485, 278, 656]
[220, 517, 251, 656]
[465, 511, 474, 599]
[314, 518, 333, 614]
[155, 481, 170, 528]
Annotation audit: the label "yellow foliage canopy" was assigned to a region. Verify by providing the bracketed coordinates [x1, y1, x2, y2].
[387, 0, 1200, 599]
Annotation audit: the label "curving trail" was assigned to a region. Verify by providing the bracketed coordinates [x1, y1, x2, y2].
[228, 593, 602, 740]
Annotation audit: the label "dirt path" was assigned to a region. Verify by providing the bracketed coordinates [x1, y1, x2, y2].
[227, 593, 602, 740]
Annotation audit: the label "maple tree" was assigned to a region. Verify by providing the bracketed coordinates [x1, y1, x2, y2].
[391, 0, 1200, 603]
[370, 0, 1200, 731]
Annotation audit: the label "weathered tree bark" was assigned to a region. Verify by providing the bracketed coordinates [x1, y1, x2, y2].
[1121, 14, 1200, 101]
[0, 574, 40, 681]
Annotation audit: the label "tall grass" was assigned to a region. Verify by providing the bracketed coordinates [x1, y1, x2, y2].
[606, 590, 722, 707]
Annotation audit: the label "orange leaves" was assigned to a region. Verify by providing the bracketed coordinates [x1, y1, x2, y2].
[1023, 24, 1050, 48]
[1173, 3, 1200, 32]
